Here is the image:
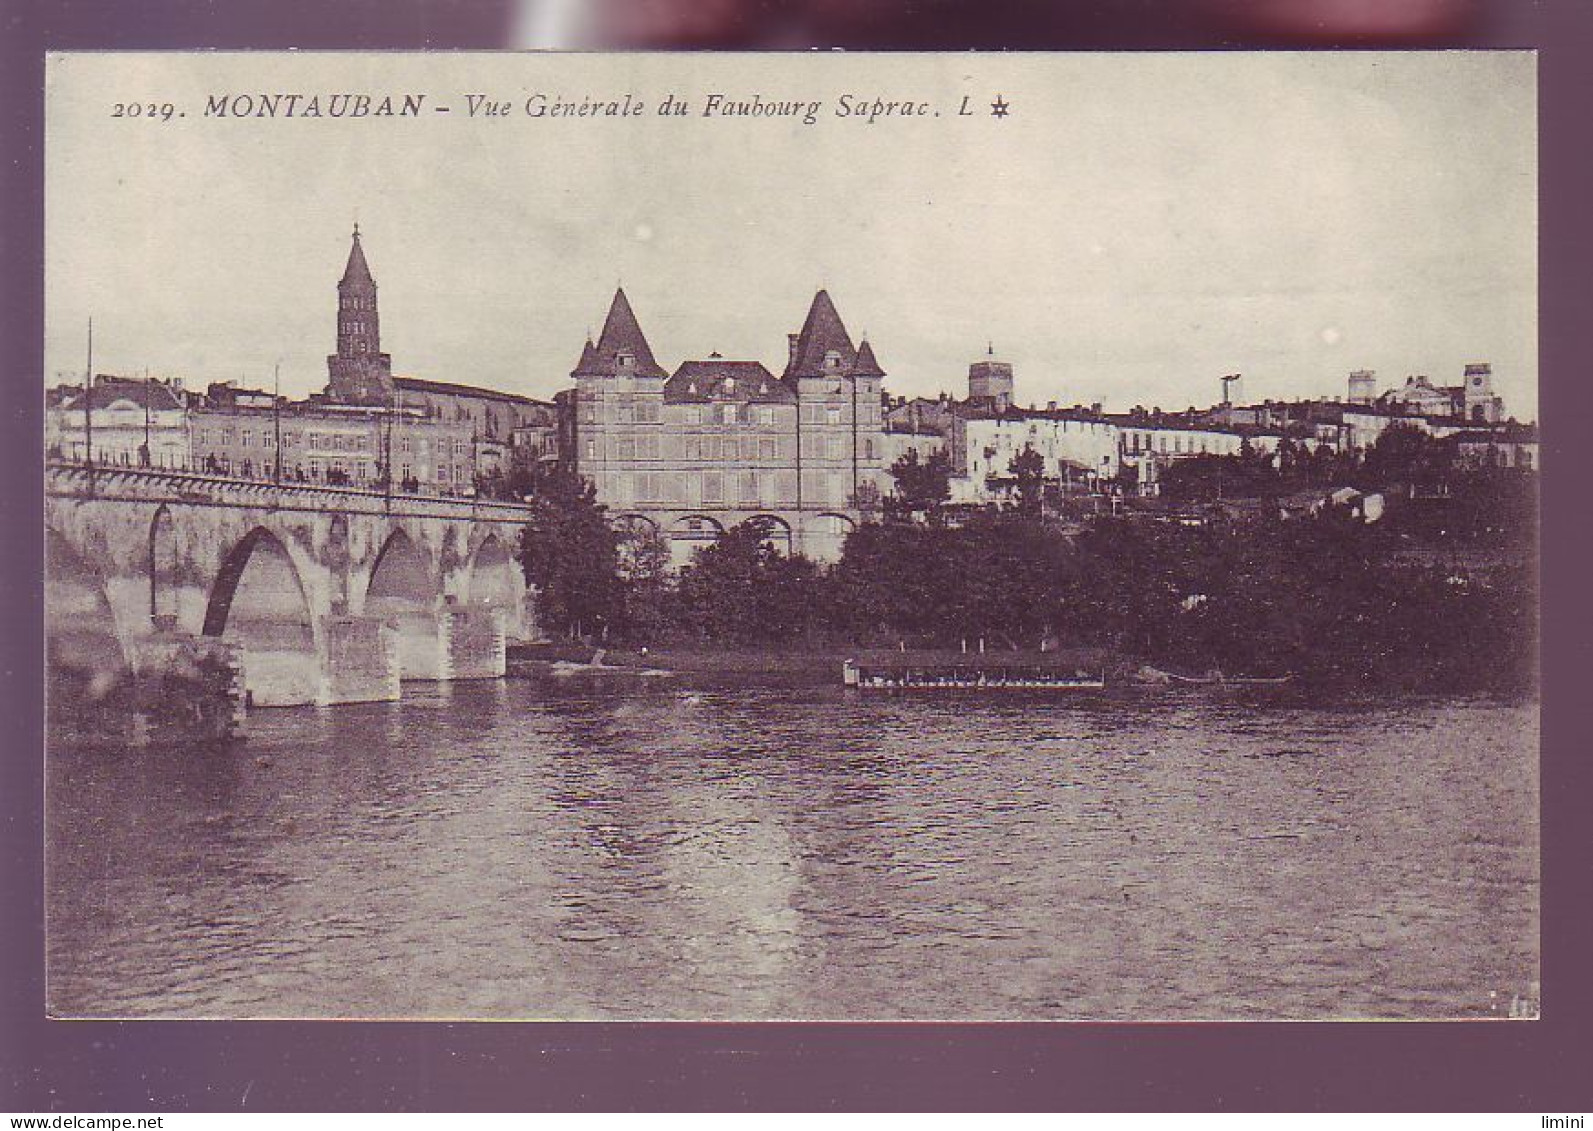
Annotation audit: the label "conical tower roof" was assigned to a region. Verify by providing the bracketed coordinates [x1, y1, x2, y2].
[340, 225, 375, 287]
[783, 289, 857, 380]
[850, 338, 885, 378]
[572, 288, 668, 378]
[572, 337, 600, 376]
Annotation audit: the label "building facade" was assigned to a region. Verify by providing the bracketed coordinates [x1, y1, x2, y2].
[567, 287, 890, 564]
[187, 386, 478, 491]
[47, 375, 190, 467]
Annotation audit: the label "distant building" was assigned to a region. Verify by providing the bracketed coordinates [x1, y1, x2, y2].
[1347, 364, 1506, 425]
[187, 384, 476, 490]
[390, 376, 557, 478]
[1347, 369, 1378, 406]
[885, 350, 1290, 504]
[966, 346, 1014, 413]
[325, 224, 394, 405]
[879, 423, 947, 473]
[957, 409, 1121, 504]
[46, 375, 190, 467]
[1450, 424, 1538, 470]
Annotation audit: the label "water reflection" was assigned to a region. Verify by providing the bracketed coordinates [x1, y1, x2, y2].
[47, 683, 1538, 1020]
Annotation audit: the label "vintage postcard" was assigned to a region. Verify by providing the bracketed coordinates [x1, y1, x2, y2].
[42, 50, 1537, 1021]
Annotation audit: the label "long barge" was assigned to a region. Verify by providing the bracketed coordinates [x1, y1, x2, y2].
[842, 652, 1107, 693]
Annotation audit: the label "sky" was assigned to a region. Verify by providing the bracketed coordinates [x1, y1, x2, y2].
[45, 51, 1536, 417]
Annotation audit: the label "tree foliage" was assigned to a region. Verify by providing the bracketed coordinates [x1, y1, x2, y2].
[1008, 445, 1046, 517]
[513, 460, 1535, 693]
[886, 449, 953, 524]
[515, 463, 622, 638]
[670, 521, 826, 644]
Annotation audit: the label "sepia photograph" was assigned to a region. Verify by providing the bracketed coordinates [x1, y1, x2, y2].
[41, 49, 1538, 1022]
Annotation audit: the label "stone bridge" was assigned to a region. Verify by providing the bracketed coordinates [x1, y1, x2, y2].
[45, 462, 539, 708]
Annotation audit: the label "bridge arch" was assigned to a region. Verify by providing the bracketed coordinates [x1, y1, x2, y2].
[202, 527, 320, 707]
[364, 529, 444, 679]
[463, 532, 518, 611]
[364, 529, 437, 610]
[46, 526, 130, 677]
[149, 504, 179, 623]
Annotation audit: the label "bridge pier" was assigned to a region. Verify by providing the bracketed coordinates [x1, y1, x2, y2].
[446, 605, 507, 680]
[375, 605, 508, 684]
[322, 615, 401, 704]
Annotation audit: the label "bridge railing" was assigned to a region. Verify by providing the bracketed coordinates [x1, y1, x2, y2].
[46, 444, 533, 508]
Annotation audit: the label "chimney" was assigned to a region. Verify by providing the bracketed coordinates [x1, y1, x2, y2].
[1047, 400, 1058, 411]
[787, 333, 800, 368]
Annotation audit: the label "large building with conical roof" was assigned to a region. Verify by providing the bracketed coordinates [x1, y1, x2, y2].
[568, 287, 891, 564]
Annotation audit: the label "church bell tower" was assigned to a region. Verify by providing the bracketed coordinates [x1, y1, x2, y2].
[326, 225, 394, 404]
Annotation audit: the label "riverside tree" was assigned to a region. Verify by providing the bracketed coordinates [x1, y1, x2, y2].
[515, 463, 622, 639]
[670, 521, 825, 644]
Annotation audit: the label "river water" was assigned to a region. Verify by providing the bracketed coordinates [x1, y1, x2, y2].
[46, 678, 1539, 1020]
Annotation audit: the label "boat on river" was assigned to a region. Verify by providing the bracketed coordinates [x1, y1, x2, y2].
[842, 653, 1106, 693]
[1157, 668, 1295, 688]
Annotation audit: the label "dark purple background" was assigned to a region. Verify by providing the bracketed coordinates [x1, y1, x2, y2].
[3, 0, 1590, 1112]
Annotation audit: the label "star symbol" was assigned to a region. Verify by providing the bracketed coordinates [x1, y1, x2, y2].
[991, 95, 1010, 118]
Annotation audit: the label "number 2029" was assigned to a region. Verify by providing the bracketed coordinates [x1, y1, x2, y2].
[112, 102, 177, 121]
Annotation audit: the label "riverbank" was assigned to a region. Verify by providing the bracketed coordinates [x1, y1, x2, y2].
[506, 640, 1536, 702]
[510, 641, 1114, 677]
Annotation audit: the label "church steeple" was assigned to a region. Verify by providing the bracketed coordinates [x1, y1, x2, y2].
[340, 223, 375, 288]
[327, 225, 394, 403]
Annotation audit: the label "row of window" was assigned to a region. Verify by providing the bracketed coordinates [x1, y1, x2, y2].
[685, 436, 779, 461]
[613, 470, 852, 507]
[1121, 432, 1236, 456]
[579, 402, 881, 427]
[193, 428, 475, 456]
[588, 436, 879, 462]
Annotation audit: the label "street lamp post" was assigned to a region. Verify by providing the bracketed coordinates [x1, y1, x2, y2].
[83, 318, 95, 495]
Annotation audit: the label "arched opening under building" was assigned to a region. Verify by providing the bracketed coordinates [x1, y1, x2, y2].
[203, 527, 319, 707]
[745, 514, 793, 557]
[364, 530, 441, 679]
[615, 513, 659, 537]
[808, 512, 856, 563]
[668, 514, 724, 570]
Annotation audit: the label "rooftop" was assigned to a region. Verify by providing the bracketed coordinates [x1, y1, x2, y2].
[665, 358, 791, 404]
[394, 375, 547, 406]
[572, 288, 669, 379]
[61, 375, 186, 413]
